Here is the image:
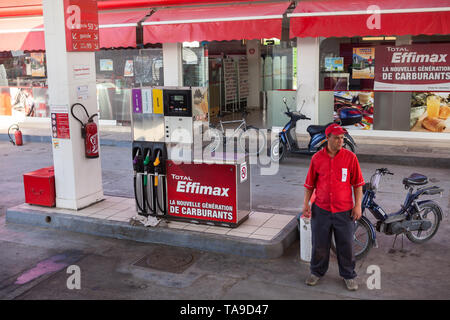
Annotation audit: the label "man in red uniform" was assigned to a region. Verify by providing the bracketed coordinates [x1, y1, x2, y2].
[303, 123, 364, 291]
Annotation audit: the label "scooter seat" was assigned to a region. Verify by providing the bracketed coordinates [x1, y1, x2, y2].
[307, 125, 327, 136]
[402, 173, 428, 186]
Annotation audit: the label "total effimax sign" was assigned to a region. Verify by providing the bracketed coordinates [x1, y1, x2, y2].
[374, 43, 450, 91]
[166, 161, 237, 224]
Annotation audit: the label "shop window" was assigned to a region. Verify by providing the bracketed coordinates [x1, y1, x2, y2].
[318, 36, 450, 133]
[182, 43, 208, 88]
[95, 48, 163, 123]
[261, 38, 297, 91]
[0, 50, 49, 119]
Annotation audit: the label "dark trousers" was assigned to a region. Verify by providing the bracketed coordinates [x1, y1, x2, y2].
[310, 203, 357, 280]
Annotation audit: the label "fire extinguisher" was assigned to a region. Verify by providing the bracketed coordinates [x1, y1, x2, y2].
[70, 103, 99, 158]
[8, 124, 23, 146]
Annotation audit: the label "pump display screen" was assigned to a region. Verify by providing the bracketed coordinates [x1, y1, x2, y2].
[163, 90, 192, 117]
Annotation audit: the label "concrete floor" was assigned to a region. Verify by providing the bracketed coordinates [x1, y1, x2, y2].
[0, 140, 449, 300]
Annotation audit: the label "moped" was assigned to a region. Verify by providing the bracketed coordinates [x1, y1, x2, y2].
[270, 98, 356, 162]
[331, 168, 444, 260]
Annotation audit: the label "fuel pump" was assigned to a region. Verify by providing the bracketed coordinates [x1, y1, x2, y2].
[131, 87, 195, 220]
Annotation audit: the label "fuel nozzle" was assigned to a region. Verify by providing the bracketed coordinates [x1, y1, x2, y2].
[153, 149, 162, 187]
[143, 149, 151, 186]
[133, 149, 144, 175]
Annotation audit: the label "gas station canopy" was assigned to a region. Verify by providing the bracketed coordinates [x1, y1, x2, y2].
[0, 9, 150, 51]
[289, 0, 450, 38]
[0, 16, 44, 51]
[98, 9, 149, 48]
[142, 1, 290, 43]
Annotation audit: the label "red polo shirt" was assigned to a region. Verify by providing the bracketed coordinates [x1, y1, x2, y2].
[304, 148, 365, 213]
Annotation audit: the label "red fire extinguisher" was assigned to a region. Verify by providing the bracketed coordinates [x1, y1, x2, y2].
[8, 124, 23, 146]
[70, 103, 99, 158]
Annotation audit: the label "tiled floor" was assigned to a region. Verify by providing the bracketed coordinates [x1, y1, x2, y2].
[19, 196, 295, 241]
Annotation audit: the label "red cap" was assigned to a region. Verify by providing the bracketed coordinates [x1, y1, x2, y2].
[325, 123, 347, 137]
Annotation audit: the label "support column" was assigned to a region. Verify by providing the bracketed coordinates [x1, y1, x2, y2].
[163, 43, 183, 86]
[246, 40, 261, 108]
[43, 0, 103, 209]
[296, 37, 320, 133]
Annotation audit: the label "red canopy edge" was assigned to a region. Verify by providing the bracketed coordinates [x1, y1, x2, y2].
[142, 2, 289, 43]
[289, 0, 450, 38]
[289, 11, 450, 38]
[98, 10, 149, 48]
[0, 9, 150, 51]
[144, 19, 283, 43]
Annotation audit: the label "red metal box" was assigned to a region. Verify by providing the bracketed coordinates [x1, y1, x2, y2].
[23, 166, 56, 207]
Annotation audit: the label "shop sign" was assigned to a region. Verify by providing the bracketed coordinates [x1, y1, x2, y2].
[166, 161, 237, 224]
[374, 43, 450, 91]
[64, 0, 99, 52]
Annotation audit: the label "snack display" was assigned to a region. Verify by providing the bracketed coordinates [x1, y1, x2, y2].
[334, 91, 374, 130]
[422, 117, 447, 132]
[410, 93, 450, 133]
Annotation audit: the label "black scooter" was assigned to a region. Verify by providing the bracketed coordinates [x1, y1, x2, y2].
[270, 98, 356, 162]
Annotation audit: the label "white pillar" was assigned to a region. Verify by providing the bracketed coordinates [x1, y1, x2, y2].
[296, 37, 320, 133]
[163, 43, 183, 86]
[246, 40, 261, 108]
[43, 0, 103, 209]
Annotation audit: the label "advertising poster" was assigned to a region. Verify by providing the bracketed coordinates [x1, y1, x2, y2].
[410, 92, 450, 133]
[352, 48, 375, 79]
[124, 60, 134, 77]
[334, 91, 374, 130]
[192, 87, 208, 121]
[166, 161, 237, 224]
[100, 59, 113, 71]
[325, 57, 344, 72]
[31, 53, 46, 77]
[374, 43, 450, 91]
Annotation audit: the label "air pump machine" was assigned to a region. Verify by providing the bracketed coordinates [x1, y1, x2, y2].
[131, 86, 251, 227]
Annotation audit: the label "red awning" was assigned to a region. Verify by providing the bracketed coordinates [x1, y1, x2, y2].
[98, 9, 150, 48]
[142, 2, 290, 44]
[0, 16, 44, 51]
[0, 9, 150, 51]
[289, 0, 450, 38]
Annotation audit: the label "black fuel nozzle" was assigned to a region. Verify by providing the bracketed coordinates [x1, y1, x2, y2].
[133, 149, 144, 175]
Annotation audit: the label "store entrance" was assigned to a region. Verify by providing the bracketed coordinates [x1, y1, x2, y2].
[202, 39, 297, 130]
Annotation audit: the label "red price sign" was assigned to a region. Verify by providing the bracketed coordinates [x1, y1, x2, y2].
[64, 0, 99, 52]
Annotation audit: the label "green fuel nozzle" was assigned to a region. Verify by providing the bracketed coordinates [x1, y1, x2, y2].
[143, 150, 151, 186]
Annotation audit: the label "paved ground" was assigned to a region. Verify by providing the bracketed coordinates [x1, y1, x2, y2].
[0, 140, 449, 301]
